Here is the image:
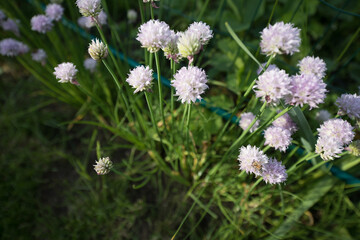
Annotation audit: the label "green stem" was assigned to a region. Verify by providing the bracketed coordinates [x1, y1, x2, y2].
[287, 152, 319, 174]
[144, 91, 162, 145]
[150, 3, 154, 19]
[95, 22, 125, 81]
[102, 60, 132, 122]
[181, 104, 188, 133]
[225, 101, 267, 158]
[154, 52, 167, 133]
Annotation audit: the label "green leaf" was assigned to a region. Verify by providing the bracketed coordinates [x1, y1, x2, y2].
[266, 176, 336, 239]
[225, 22, 263, 69]
[289, 107, 316, 152]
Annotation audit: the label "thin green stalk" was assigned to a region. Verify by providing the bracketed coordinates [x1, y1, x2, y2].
[95, 22, 125, 81]
[138, 0, 145, 23]
[150, 3, 154, 19]
[287, 153, 319, 174]
[225, 101, 267, 158]
[186, 103, 192, 142]
[154, 52, 167, 133]
[279, 184, 285, 222]
[102, 60, 133, 123]
[181, 104, 188, 132]
[144, 91, 162, 146]
[304, 160, 328, 175]
[170, 59, 176, 141]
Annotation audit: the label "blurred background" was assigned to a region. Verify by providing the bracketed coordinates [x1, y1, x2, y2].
[1, 0, 360, 239]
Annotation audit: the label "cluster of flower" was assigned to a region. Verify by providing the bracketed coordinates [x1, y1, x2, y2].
[127, 16, 213, 104]
[238, 145, 287, 184]
[0, 10, 20, 36]
[30, 3, 64, 34]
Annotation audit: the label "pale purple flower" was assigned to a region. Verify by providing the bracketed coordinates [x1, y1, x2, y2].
[94, 157, 113, 175]
[32, 49, 47, 64]
[76, 0, 101, 17]
[127, 9, 137, 24]
[253, 68, 291, 105]
[187, 21, 213, 46]
[83, 58, 97, 73]
[261, 158, 287, 184]
[315, 137, 343, 161]
[136, 19, 172, 53]
[264, 126, 292, 152]
[53, 62, 78, 84]
[239, 112, 259, 133]
[97, 10, 107, 25]
[171, 66, 208, 104]
[0, 38, 29, 57]
[286, 74, 327, 109]
[77, 16, 94, 28]
[45, 3, 64, 21]
[238, 145, 268, 176]
[335, 94, 360, 119]
[256, 63, 278, 75]
[31, 15, 53, 34]
[272, 112, 297, 134]
[126, 65, 153, 93]
[1, 19, 20, 36]
[317, 119, 354, 146]
[298, 56, 326, 79]
[260, 22, 301, 56]
[315, 110, 331, 123]
[162, 30, 180, 61]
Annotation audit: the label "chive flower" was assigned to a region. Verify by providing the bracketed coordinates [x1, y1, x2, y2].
[171, 66, 208, 104]
[126, 65, 154, 93]
[239, 112, 259, 133]
[53, 62, 78, 84]
[94, 157, 113, 175]
[31, 15, 53, 33]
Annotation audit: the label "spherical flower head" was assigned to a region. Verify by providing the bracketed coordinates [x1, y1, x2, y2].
[171, 66, 208, 104]
[315, 137, 343, 161]
[127, 9, 137, 24]
[31, 15, 53, 34]
[261, 158, 287, 184]
[45, 3, 64, 21]
[0, 38, 29, 57]
[162, 30, 180, 61]
[285, 74, 327, 109]
[317, 119, 354, 145]
[32, 49, 47, 64]
[54, 62, 78, 83]
[253, 68, 291, 105]
[88, 38, 108, 60]
[126, 65, 154, 93]
[187, 21, 213, 46]
[315, 110, 331, 123]
[76, 0, 101, 17]
[298, 56, 326, 79]
[264, 126, 292, 152]
[84, 58, 97, 73]
[239, 112, 259, 133]
[1, 19, 20, 36]
[260, 21, 301, 56]
[256, 63, 278, 75]
[335, 94, 360, 119]
[177, 31, 201, 59]
[238, 145, 268, 176]
[346, 140, 360, 157]
[272, 112, 297, 134]
[136, 19, 172, 53]
[77, 16, 94, 29]
[97, 10, 107, 25]
[94, 157, 113, 175]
